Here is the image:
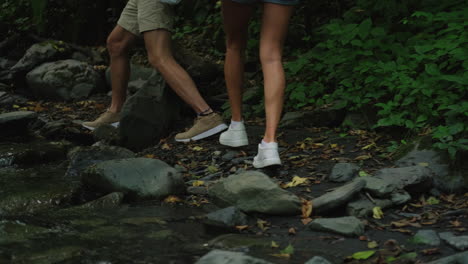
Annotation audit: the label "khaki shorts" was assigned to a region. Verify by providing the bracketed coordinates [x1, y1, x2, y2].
[117, 0, 174, 36]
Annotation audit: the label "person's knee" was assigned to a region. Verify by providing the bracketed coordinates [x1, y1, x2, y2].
[260, 47, 282, 65]
[107, 35, 129, 57]
[147, 51, 172, 70]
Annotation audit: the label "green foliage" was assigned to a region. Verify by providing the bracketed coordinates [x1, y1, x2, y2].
[0, 0, 33, 34]
[284, 1, 468, 157]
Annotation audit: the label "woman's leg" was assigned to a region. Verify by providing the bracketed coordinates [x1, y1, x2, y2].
[222, 0, 254, 122]
[259, 3, 294, 142]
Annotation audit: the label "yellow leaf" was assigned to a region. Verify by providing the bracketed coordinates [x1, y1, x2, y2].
[301, 218, 312, 225]
[161, 143, 171, 150]
[288, 227, 296, 235]
[330, 144, 338, 148]
[164, 195, 182, 203]
[192, 181, 204, 187]
[362, 143, 376, 150]
[271, 241, 279, 248]
[257, 219, 269, 231]
[355, 155, 371, 161]
[144, 154, 156, 159]
[372, 206, 384, 219]
[368, 241, 378, 249]
[271, 253, 290, 258]
[418, 162, 429, 167]
[235, 225, 249, 231]
[283, 176, 309, 188]
[192, 146, 203, 151]
[13, 105, 20, 108]
[207, 165, 218, 174]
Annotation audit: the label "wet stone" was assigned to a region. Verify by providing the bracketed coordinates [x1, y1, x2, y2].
[0, 111, 37, 137]
[312, 179, 365, 214]
[14, 246, 84, 264]
[204, 206, 249, 229]
[222, 151, 239, 161]
[391, 191, 411, 205]
[208, 171, 301, 215]
[373, 166, 433, 193]
[77, 192, 124, 210]
[308, 216, 365, 237]
[0, 220, 50, 244]
[439, 232, 468, 251]
[187, 186, 208, 195]
[426, 251, 468, 264]
[329, 163, 359, 182]
[362, 177, 397, 198]
[305, 256, 333, 264]
[347, 196, 393, 217]
[410, 230, 441, 246]
[195, 249, 273, 264]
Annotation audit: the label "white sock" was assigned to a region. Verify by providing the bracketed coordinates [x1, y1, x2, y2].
[230, 120, 243, 129]
[261, 140, 278, 148]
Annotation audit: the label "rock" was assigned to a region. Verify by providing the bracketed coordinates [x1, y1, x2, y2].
[305, 256, 333, 264]
[119, 76, 181, 150]
[204, 207, 249, 228]
[0, 58, 15, 71]
[308, 216, 365, 237]
[312, 179, 365, 214]
[373, 166, 433, 193]
[105, 64, 163, 94]
[0, 140, 71, 167]
[425, 251, 468, 264]
[77, 192, 124, 210]
[280, 106, 346, 128]
[440, 232, 468, 251]
[93, 124, 119, 143]
[0, 93, 28, 108]
[65, 145, 135, 178]
[208, 171, 301, 215]
[0, 220, 50, 244]
[0, 111, 37, 137]
[195, 250, 272, 264]
[82, 158, 185, 200]
[26, 59, 104, 100]
[362, 177, 397, 198]
[11, 41, 69, 73]
[222, 151, 240, 161]
[329, 163, 359, 182]
[397, 149, 467, 193]
[410, 230, 440, 246]
[391, 191, 411, 205]
[347, 196, 393, 217]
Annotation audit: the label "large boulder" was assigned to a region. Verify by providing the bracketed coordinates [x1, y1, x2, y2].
[11, 41, 69, 73]
[26, 59, 104, 100]
[0, 111, 37, 137]
[81, 158, 185, 200]
[328, 163, 359, 182]
[308, 216, 365, 237]
[105, 64, 160, 95]
[312, 179, 365, 214]
[373, 166, 433, 194]
[208, 171, 301, 215]
[119, 76, 181, 150]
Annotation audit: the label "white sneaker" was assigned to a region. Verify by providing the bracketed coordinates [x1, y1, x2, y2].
[253, 142, 282, 168]
[219, 122, 249, 147]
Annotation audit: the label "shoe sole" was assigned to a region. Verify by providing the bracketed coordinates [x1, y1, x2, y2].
[253, 158, 282, 169]
[82, 122, 120, 131]
[219, 137, 249, 147]
[175, 123, 228, 142]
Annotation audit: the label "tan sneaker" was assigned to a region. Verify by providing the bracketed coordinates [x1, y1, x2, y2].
[82, 110, 120, 131]
[175, 112, 228, 142]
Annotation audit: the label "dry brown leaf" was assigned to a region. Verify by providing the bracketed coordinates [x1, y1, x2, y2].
[288, 228, 296, 235]
[301, 199, 313, 218]
[421, 248, 440, 255]
[164, 195, 182, 203]
[301, 218, 312, 225]
[235, 225, 249, 231]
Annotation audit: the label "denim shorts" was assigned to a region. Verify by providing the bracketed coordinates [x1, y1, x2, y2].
[230, 0, 300, 5]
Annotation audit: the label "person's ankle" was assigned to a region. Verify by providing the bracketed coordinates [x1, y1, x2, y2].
[198, 108, 214, 116]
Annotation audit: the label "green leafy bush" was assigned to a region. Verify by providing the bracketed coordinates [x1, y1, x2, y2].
[284, 1, 467, 157]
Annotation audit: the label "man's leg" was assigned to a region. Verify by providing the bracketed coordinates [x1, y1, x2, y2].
[82, 25, 136, 130]
[108, 25, 137, 113]
[143, 29, 227, 142]
[143, 29, 211, 114]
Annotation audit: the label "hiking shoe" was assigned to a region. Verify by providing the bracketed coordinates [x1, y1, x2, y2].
[219, 122, 249, 147]
[175, 112, 228, 142]
[253, 142, 282, 168]
[82, 110, 120, 131]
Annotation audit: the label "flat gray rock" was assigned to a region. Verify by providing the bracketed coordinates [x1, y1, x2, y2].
[0, 111, 37, 136]
[374, 166, 433, 193]
[411, 230, 440, 246]
[425, 251, 468, 264]
[208, 171, 301, 215]
[347, 196, 393, 217]
[362, 176, 397, 197]
[82, 158, 185, 200]
[440, 232, 468, 251]
[329, 163, 359, 182]
[312, 179, 365, 214]
[305, 256, 333, 264]
[195, 250, 272, 264]
[204, 207, 249, 228]
[308, 216, 365, 237]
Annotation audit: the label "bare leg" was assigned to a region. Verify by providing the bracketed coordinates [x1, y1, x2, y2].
[107, 25, 137, 113]
[222, 0, 254, 122]
[143, 29, 211, 114]
[260, 3, 294, 142]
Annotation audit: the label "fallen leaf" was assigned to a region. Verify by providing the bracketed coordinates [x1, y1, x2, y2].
[288, 228, 296, 235]
[192, 146, 204, 151]
[359, 171, 370, 177]
[164, 195, 182, 203]
[257, 219, 269, 231]
[355, 155, 371, 161]
[235, 225, 249, 231]
[427, 196, 440, 205]
[271, 253, 290, 258]
[192, 181, 204, 187]
[359, 236, 368, 241]
[283, 176, 309, 188]
[391, 228, 413, 234]
[206, 165, 218, 174]
[352, 250, 376, 260]
[271, 241, 279, 248]
[373, 206, 384, 219]
[161, 143, 171, 150]
[145, 154, 156, 159]
[421, 248, 440, 255]
[450, 220, 462, 227]
[301, 199, 313, 218]
[280, 244, 294, 255]
[368, 241, 378, 249]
